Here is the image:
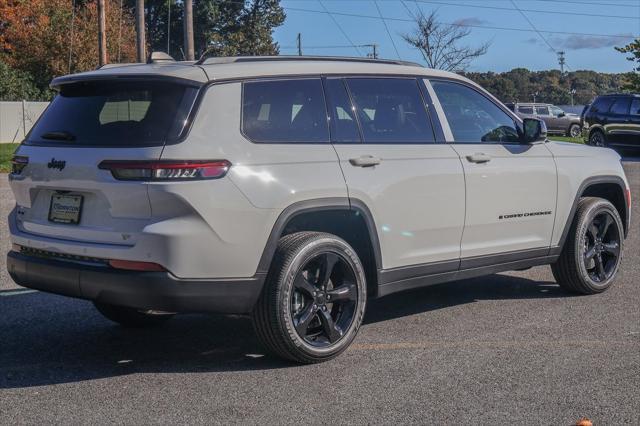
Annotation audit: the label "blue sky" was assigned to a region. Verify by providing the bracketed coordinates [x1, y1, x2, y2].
[272, 0, 640, 73]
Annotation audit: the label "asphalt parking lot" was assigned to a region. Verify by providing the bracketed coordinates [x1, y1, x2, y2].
[0, 158, 638, 425]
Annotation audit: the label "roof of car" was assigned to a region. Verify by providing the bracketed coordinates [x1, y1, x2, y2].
[50, 55, 472, 88]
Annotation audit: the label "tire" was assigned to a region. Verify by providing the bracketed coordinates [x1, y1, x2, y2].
[551, 197, 624, 295]
[568, 124, 581, 138]
[589, 129, 606, 147]
[252, 231, 367, 363]
[94, 302, 175, 327]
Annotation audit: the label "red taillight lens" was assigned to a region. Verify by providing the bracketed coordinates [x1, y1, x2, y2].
[10, 155, 28, 174]
[98, 160, 231, 181]
[108, 259, 166, 272]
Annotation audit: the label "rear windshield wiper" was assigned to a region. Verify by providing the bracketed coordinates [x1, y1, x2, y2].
[41, 131, 76, 141]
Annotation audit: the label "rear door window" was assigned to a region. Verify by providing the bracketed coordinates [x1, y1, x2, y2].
[609, 98, 631, 115]
[518, 106, 534, 114]
[631, 98, 640, 115]
[535, 106, 550, 116]
[242, 79, 329, 143]
[324, 78, 361, 143]
[590, 97, 615, 114]
[345, 78, 435, 144]
[27, 81, 198, 146]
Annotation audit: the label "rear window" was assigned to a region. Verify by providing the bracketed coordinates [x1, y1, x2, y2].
[242, 79, 329, 143]
[26, 81, 198, 147]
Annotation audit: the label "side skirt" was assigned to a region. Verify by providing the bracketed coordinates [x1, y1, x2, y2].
[377, 250, 559, 298]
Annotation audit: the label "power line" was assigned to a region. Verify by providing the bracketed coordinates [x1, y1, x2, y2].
[510, 0, 572, 71]
[285, 0, 640, 8]
[317, 0, 363, 56]
[374, 0, 401, 59]
[283, 5, 636, 39]
[414, 0, 638, 20]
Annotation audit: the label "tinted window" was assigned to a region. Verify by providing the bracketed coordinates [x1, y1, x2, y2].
[324, 79, 360, 143]
[345, 78, 434, 144]
[609, 98, 630, 115]
[242, 79, 329, 143]
[590, 97, 615, 114]
[535, 106, 550, 115]
[518, 106, 534, 114]
[27, 81, 197, 146]
[431, 80, 520, 143]
[631, 98, 640, 115]
[550, 106, 564, 116]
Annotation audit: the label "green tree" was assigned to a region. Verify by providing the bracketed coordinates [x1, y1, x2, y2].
[0, 60, 44, 101]
[126, 0, 285, 59]
[615, 38, 640, 92]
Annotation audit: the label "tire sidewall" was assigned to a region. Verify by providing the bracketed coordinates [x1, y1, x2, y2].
[573, 201, 624, 290]
[589, 130, 605, 147]
[276, 236, 367, 358]
[569, 124, 580, 138]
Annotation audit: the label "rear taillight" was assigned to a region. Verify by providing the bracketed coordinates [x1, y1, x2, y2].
[98, 160, 231, 181]
[10, 155, 28, 175]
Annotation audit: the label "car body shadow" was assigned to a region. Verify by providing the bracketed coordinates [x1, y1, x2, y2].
[0, 273, 567, 389]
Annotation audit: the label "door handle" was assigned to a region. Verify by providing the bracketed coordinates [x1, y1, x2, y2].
[349, 155, 382, 167]
[466, 153, 492, 164]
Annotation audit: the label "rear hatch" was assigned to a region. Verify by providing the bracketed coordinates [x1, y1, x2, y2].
[10, 78, 200, 246]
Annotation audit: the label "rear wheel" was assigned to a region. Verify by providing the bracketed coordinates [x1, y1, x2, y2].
[589, 130, 606, 147]
[551, 197, 623, 294]
[94, 302, 174, 327]
[568, 124, 581, 138]
[253, 232, 367, 363]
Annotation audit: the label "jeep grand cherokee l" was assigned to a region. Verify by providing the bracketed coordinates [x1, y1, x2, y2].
[7, 56, 631, 363]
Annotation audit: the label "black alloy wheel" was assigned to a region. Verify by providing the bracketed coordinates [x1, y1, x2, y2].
[582, 210, 621, 284]
[589, 130, 606, 147]
[291, 252, 358, 347]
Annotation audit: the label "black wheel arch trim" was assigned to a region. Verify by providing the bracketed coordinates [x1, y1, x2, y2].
[255, 197, 383, 275]
[550, 175, 629, 256]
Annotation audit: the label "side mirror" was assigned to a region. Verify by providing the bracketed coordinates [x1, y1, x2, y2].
[558, 112, 566, 118]
[522, 118, 547, 143]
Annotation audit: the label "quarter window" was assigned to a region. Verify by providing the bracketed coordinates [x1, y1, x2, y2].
[609, 98, 630, 115]
[242, 79, 329, 143]
[345, 78, 435, 144]
[431, 80, 520, 143]
[590, 97, 614, 113]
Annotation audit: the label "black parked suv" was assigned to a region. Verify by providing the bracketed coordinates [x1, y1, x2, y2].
[583, 93, 640, 149]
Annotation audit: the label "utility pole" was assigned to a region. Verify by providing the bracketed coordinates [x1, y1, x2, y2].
[297, 33, 302, 56]
[183, 0, 195, 61]
[557, 51, 566, 74]
[135, 0, 145, 62]
[532, 91, 539, 103]
[98, 0, 107, 66]
[363, 44, 378, 59]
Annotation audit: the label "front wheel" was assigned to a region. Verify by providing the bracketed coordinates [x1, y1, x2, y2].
[252, 232, 367, 363]
[589, 130, 606, 147]
[551, 197, 624, 294]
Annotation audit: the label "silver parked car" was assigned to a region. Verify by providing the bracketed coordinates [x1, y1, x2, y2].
[506, 102, 582, 137]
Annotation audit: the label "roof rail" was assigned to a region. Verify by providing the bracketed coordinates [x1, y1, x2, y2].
[147, 51, 175, 64]
[195, 55, 423, 68]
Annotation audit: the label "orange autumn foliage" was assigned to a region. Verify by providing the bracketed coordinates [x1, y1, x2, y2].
[0, 0, 137, 90]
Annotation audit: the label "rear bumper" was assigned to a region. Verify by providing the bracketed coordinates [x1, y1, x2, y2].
[6, 251, 265, 314]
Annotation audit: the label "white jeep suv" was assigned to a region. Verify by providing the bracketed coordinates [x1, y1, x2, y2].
[7, 56, 631, 363]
